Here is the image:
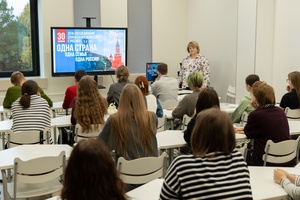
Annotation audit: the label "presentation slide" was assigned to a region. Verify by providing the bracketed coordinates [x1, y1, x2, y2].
[51, 28, 126, 75]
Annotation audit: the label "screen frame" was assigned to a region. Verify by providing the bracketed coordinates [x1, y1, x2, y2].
[50, 27, 128, 77]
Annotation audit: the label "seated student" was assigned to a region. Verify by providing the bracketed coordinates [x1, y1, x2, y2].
[183, 87, 220, 146]
[11, 80, 52, 143]
[151, 63, 178, 102]
[71, 76, 107, 132]
[231, 74, 260, 123]
[237, 81, 290, 166]
[98, 84, 158, 191]
[3, 71, 52, 108]
[62, 69, 87, 109]
[160, 108, 252, 200]
[274, 168, 300, 199]
[172, 71, 203, 120]
[107, 65, 131, 108]
[98, 84, 158, 161]
[134, 75, 163, 117]
[280, 71, 300, 110]
[61, 139, 127, 200]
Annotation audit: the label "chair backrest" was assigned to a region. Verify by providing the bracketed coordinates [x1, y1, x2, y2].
[117, 152, 167, 184]
[157, 115, 166, 133]
[74, 124, 103, 142]
[7, 128, 50, 148]
[285, 107, 300, 120]
[262, 136, 300, 166]
[241, 111, 249, 124]
[181, 114, 192, 130]
[159, 100, 178, 110]
[235, 140, 249, 160]
[226, 85, 236, 103]
[13, 151, 66, 199]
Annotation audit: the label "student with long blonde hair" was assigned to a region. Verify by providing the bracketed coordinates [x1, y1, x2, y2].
[98, 84, 158, 160]
[71, 75, 107, 133]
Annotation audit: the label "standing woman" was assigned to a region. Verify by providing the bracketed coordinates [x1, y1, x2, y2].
[71, 75, 107, 133]
[178, 41, 210, 89]
[280, 71, 300, 110]
[107, 65, 131, 108]
[98, 84, 158, 161]
[11, 80, 52, 142]
[134, 75, 163, 117]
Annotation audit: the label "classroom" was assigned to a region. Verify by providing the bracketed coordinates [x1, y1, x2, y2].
[1, 0, 300, 199]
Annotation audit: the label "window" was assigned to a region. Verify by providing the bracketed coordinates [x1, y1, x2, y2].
[0, 0, 39, 77]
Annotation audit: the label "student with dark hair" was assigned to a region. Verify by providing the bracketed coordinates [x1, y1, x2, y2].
[62, 69, 87, 109]
[151, 63, 178, 102]
[183, 87, 220, 146]
[231, 74, 260, 123]
[3, 71, 52, 108]
[107, 65, 131, 107]
[280, 71, 300, 110]
[11, 80, 52, 141]
[160, 108, 252, 199]
[134, 75, 163, 117]
[61, 139, 127, 200]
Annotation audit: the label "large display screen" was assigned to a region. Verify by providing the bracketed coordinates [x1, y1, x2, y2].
[51, 27, 127, 76]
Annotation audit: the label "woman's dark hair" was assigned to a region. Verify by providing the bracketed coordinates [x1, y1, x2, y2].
[195, 88, 220, 114]
[19, 80, 39, 108]
[61, 139, 126, 200]
[191, 108, 236, 157]
[245, 74, 260, 87]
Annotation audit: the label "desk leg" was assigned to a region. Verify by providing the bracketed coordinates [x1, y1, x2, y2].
[1, 169, 9, 200]
[1, 132, 5, 150]
[53, 127, 57, 144]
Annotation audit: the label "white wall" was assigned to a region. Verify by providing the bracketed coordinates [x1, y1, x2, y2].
[152, 0, 187, 78]
[1, 0, 300, 105]
[271, 0, 300, 102]
[187, 0, 238, 100]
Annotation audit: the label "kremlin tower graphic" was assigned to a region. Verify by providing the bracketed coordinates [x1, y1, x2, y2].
[109, 38, 124, 69]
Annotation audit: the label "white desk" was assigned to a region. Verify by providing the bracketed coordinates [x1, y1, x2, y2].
[0, 145, 73, 200]
[178, 90, 193, 95]
[220, 103, 238, 114]
[0, 116, 72, 147]
[50, 101, 71, 118]
[156, 130, 187, 165]
[127, 167, 299, 200]
[127, 178, 164, 200]
[51, 115, 72, 143]
[249, 166, 299, 200]
[288, 120, 300, 135]
[0, 106, 11, 121]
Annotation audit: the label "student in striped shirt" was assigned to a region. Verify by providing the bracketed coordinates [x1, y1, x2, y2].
[160, 108, 253, 200]
[11, 80, 52, 143]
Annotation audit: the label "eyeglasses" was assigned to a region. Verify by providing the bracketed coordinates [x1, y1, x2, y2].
[286, 79, 289, 83]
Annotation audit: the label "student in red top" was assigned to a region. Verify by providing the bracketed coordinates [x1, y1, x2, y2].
[62, 69, 87, 109]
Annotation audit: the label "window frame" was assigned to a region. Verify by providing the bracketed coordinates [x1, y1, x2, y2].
[0, 0, 40, 78]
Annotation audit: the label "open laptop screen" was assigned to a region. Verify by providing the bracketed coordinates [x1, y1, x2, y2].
[146, 62, 160, 82]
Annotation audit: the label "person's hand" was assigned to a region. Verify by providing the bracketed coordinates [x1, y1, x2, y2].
[250, 100, 258, 109]
[274, 169, 288, 184]
[286, 85, 291, 92]
[167, 106, 175, 110]
[37, 91, 41, 96]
